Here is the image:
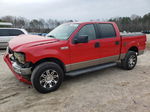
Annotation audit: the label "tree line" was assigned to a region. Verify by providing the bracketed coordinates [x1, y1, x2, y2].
[0, 12, 150, 33]
[109, 13, 150, 32]
[0, 16, 74, 33]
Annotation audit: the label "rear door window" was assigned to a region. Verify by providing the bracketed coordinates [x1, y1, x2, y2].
[8, 29, 24, 36]
[97, 24, 116, 38]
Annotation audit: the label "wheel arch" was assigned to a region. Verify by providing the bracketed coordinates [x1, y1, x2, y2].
[128, 46, 139, 54]
[32, 57, 66, 72]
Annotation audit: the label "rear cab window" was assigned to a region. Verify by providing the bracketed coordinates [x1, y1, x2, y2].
[96, 23, 116, 38]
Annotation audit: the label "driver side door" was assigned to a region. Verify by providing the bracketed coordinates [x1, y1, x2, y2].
[69, 24, 100, 71]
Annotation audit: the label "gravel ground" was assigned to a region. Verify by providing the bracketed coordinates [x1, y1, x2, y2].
[0, 35, 150, 112]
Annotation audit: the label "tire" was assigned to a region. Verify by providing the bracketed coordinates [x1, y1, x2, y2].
[31, 62, 64, 93]
[121, 51, 137, 70]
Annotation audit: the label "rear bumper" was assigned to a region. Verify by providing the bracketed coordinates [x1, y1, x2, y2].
[3, 54, 32, 84]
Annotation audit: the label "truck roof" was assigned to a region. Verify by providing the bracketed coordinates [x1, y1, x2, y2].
[71, 21, 115, 24]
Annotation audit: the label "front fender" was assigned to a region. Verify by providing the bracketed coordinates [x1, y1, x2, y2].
[26, 48, 70, 65]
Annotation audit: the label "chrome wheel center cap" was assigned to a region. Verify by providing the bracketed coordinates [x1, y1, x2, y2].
[46, 75, 53, 81]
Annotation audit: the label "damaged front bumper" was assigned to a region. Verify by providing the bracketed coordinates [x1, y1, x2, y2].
[4, 54, 32, 84]
[12, 62, 32, 76]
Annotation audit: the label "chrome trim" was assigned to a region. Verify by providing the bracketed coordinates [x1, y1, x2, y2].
[66, 55, 119, 72]
[12, 62, 31, 75]
[65, 50, 144, 72]
[60, 46, 69, 50]
[138, 50, 144, 55]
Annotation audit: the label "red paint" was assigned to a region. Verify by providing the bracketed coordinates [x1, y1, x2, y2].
[4, 54, 31, 84]
[4, 22, 147, 84]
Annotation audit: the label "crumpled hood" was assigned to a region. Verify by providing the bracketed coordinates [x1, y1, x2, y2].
[9, 35, 59, 50]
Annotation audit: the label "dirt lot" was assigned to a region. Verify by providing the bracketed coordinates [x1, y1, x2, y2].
[0, 35, 150, 112]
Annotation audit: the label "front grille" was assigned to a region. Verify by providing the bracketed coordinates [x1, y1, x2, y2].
[7, 47, 16, 62]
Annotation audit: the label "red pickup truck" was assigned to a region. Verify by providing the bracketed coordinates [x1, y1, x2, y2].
[4, 22, 146, 93]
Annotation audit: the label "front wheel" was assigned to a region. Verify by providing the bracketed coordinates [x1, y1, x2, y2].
[121, 51, 137, 70]
[31, 62, 64, 93]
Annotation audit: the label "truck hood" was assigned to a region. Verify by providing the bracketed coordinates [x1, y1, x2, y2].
[9, 35, 59, 50]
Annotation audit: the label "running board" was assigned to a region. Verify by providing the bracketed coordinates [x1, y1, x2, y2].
[66, 62, 117, 76]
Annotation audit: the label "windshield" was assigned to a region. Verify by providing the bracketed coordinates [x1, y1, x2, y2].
[46, 23, 79, 40]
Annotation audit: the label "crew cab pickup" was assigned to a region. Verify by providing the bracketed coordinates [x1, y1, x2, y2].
[4, 22, 146, 93]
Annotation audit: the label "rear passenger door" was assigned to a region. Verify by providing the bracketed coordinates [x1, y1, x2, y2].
[95, 23, 120, 62]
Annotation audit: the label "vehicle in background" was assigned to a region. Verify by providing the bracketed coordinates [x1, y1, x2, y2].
[41, 33, 48, 36]
[0, 22, 13, 27]
[4, 22, 146, 93]
[0, 28, 28, 48]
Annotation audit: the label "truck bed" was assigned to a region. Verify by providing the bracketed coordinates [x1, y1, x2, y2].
[121, 32, 144, 37]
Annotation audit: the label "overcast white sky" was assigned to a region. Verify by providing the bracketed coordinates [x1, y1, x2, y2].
[0, 0, 150, 21]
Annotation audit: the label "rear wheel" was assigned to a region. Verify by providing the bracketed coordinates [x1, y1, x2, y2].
[121, 51, 137, 70]
[31, 62, 64, 93]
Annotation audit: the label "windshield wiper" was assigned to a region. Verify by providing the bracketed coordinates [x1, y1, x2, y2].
[47, 35, 56, 38]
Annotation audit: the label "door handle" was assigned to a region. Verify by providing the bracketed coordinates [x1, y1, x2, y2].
[115, 41, 120, 45]
[95, 42, 100, 48]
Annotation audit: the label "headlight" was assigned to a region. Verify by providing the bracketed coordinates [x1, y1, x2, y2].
[14, 52, 25, 64]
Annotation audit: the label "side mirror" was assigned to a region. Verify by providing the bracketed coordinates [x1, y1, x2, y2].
[74, 35, 88, 44]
